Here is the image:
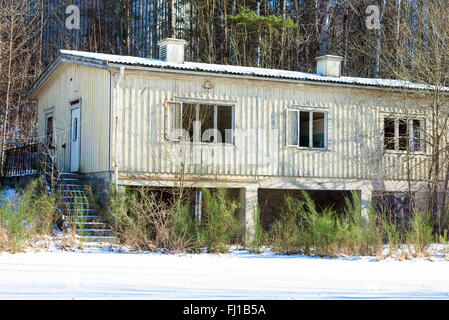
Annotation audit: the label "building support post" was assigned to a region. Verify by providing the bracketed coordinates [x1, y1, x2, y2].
[239, 187, 258, 243]
[114, 66, 125, 189]
[361, 189, 372, 223]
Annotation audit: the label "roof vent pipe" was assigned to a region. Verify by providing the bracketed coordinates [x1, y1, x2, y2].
[315, 55, 344, 77]
[158, 38, 188, 63]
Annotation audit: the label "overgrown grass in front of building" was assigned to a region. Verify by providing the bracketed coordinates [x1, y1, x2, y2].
[106, 186, 439, 257]
[106, 187, 242, 253]
[0, 179, 58, 253]
[268, 190, 436, 257]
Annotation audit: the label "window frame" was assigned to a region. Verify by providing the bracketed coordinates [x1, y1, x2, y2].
[44, 110, 55, 150]
[286, 108, 328, 150]
[382, 116, 426, 154]
[165, 100, 235, 145]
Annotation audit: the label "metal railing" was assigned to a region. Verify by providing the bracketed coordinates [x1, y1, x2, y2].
[3, 143, 40, 176]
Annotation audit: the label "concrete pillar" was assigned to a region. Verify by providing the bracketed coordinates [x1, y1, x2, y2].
[360, 189, 372, 223]
[239, 187, 258, 243]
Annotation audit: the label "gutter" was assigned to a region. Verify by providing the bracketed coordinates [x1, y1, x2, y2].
[114, 66, 125, 188]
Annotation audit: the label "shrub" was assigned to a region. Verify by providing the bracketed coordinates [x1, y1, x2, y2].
[107, 187, 174, 251]
[250, 204, 264, 253]
[270, 191, 384, 257]
[198, 188, 242, 253]
[106, 186, 243, 253]
[0, 178, 57, 253]
[338, 192, 383, 256]
[269, 195, 303, 254]
[406, 211, 434, 256]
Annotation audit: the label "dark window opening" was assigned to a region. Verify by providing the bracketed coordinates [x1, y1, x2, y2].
[384, 118, 395, 150]
[46, 116, 54, 149]
[313, 112, 325, 148]
[412, 119, 422, 152]
[199, 104, 214, 142]
[217, 105, 233, 144]
[299, 111, 310, 147]
[398, 119, 408, 151]
[181, 103, 196, 142]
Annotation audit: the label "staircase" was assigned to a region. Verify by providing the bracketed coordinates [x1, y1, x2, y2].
[55, 173, 119, 247]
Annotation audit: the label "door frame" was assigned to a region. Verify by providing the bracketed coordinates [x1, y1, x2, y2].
[69, 99, 82, 172]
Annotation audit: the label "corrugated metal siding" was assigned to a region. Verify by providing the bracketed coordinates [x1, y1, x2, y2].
[113, 71, 430, 181]
[37, 64, 110, 173]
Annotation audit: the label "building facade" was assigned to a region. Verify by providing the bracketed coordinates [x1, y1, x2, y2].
[29, 39, 440, 238]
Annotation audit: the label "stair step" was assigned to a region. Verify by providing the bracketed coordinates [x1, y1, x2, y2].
[77, 235, 119, 244]
[60, 173, 83, 178]
[63, 214, 103, 222]
[72, 228, 114, 237]
[76, 228, 113, 233]
[62, 196, 89, 199]
[59, 189, 87, 194]
[57, 184, 84, 188]
[74, 221, 108, 226]
[60, 202, 90, 206]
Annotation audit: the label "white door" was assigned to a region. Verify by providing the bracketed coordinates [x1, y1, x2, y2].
[70, 107, 81, 172]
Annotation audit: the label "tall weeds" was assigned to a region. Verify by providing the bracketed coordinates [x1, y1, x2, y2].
[0, 178, 57, 253]
[268, 191, 436, 257]
[107, 187, 242, 253]
[198, 188, 242, 253]
[406, 211, 433, 256]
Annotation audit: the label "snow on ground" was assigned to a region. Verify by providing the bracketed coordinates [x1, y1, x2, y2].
[1, 246, 449, 299]
[0, 187, 17, 203]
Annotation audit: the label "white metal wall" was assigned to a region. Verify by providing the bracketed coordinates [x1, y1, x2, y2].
[112, 70, 431, 181]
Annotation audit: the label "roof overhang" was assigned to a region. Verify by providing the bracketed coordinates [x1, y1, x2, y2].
[28, 50, 448, 101]
[27, 53, 108, 100]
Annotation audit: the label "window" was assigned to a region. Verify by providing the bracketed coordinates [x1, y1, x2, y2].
[45, 114, 54, 149]
[287, 109, 327, 149]
[72, 118, 78, 142]
[165, 101, 234, 144]
[383, 117, 425, 152]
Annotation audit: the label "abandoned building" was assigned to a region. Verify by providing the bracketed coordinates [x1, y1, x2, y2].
[26, 38, 434, 239]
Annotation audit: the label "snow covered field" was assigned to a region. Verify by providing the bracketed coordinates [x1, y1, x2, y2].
[1, 248, 449, 299]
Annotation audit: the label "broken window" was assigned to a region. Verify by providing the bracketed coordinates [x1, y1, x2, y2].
[286, 109, 327, 149]
[383, 117, 425, 152]
[216, 105, 233, 144]
[384, 117, 395, 150]
[412, 119, 423, 152]
[182, 103, 196, 141]
[199, 104, 215, 142]
[398, 119, 408, 151]
[166, 101, 234, 144]
[313, 112, 325, 148]
[45, 114, 54, 149]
